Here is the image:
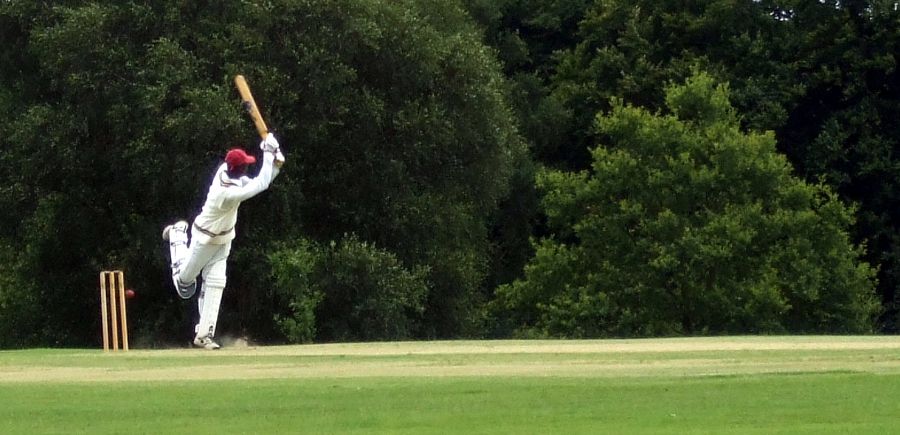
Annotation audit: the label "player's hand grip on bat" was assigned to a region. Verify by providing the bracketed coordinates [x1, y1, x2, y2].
[261, 133, 280, 153]
[260, 133, 286, 167]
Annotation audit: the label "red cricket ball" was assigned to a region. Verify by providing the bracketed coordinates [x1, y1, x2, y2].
[125, 289, 136, 299]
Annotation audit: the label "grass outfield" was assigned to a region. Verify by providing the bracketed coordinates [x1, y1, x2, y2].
[1, 337, 898, 434]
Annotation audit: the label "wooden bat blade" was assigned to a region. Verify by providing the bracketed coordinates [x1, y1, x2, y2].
[234, 75, 269, 139]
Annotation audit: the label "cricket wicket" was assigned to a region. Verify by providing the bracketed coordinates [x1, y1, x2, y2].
[99, 270, 129, 352]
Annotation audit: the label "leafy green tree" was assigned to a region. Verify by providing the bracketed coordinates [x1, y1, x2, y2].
[494, 72, 879, 337]
[535, 0, 900, 331]
[552, 0, 796, 169]
[463, 0, 591, 76]
[270, 234, 429, 343]
[460, 0, 592, 306]
[461, 0, 597, 170]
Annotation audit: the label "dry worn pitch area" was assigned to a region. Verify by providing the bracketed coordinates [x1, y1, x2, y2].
[2, 336, 899, 383]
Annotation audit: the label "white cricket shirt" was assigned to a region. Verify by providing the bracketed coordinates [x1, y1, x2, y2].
[191, 151, 279, 245]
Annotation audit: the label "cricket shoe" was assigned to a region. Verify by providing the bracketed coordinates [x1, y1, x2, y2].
[193, 335, 221, 350]
[172, 275, 197, 299]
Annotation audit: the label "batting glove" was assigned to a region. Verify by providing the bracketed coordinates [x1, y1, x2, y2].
[260, 133, 280, 153]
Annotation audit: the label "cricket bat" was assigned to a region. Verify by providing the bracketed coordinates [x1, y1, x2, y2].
[234, 75, 283, 167]
[234, 74, 269, 139]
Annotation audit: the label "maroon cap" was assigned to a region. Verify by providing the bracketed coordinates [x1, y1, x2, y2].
[225, 148, 256, 170]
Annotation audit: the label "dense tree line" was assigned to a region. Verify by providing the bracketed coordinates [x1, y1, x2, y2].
[0, 0, 895, 348]
[495, 73, 877, 336]
[466, 0, 898, 333]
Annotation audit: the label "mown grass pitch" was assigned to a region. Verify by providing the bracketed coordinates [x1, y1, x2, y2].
[1, 337, 898, 434]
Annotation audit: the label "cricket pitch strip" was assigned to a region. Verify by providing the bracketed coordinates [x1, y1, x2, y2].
[2, 336, 898, 383]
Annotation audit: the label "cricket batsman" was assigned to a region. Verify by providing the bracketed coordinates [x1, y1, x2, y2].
[162, 133, 285, 349]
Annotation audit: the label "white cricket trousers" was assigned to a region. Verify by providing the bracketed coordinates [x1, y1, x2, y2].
[171, 233, 231, 340]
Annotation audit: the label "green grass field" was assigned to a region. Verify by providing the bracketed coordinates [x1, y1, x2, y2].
[1, 336, 898, 434]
